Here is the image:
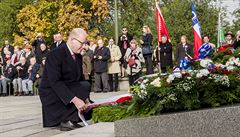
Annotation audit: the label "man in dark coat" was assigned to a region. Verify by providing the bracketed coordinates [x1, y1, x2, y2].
[118, 27, 133, 77]
[93, 38, 110, 93]
[39, 28, 91, 131]
[155, 35, 173, 73]
[22, 57, 40, 95]
[0, 58, 14, 96]
[50, 32, 66, 50]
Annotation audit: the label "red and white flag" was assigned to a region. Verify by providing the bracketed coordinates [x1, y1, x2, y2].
[155, 0, 170, 43]
[192, 2, 202, 59]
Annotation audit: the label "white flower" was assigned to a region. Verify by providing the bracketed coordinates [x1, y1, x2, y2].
[168, 74, 175, 81]
[237, 61, 240, 67]
[227, 66, 235, 71]
[234, 58, 239, 65]
[200, 59, 213, 68]
[182, 83, 191, 91]
[168, 94, 177, 101]
[226, 61, 230, 66]
[166, 78, 172, 84]
[196, 73, 203, 78]
[228, 57, 235, 65]
[174, 72, 182, 78]
[211, 74, 230, 87]
[187, 77, 191, 80]
[229, 61, 234, 65]
[140, 83, 146, 89]
[143, 79, 149, 84]
[150, 77, 161, 87]
[199, 69, 210, 76]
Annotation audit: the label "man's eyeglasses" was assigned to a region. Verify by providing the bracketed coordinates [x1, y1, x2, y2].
[73, 38, 86, 46]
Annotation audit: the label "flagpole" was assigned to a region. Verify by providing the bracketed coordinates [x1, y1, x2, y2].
[114, 0, 119, 46]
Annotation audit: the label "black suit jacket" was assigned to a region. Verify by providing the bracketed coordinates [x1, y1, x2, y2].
[118, 33, 133, 63]
[233, 40, 240, 49]
[39, 44, 90, 127]
[93, 46, 110, 73]
[50, 40, 66, 50]
[142, 33, 153, 56]
[176, 43, 193, 64]
[3, 64, 15, 80]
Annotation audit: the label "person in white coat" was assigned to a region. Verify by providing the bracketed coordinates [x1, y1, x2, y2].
[107, 38, 122, 91]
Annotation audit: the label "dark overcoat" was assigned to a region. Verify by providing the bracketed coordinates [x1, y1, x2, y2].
[39, 44, 90, 127]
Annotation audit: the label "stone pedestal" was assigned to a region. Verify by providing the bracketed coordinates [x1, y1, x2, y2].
[115, 105, 240, 137]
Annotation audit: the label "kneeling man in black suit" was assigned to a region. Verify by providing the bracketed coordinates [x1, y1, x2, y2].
[39, 28, 91, 131]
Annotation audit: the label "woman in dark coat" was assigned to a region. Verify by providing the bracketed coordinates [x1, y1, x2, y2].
[140, 25, 154, 75]
[154, 35, 173, 73]
[176, 35, 193, 65]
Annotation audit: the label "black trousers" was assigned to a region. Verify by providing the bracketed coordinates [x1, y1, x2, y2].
[144, 55, 154, 75]
[128, 72, 140, 85]
[161, 67, 167, 73]
[108, 73, 119, 91]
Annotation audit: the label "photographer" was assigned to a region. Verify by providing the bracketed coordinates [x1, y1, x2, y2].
[32, 33, 45, 55]
[118, 27, 133, 77]
[233, 31, 240, 50]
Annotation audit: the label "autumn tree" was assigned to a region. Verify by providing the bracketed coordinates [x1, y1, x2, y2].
[0, 0, 33, 46]
[15, 0, 109, 46]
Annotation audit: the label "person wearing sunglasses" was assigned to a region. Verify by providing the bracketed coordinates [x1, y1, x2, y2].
[39, 28, 92, 131]
[118, 27, 133, 78]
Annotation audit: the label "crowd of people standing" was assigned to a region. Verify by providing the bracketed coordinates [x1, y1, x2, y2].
[0, 26, 240, 96]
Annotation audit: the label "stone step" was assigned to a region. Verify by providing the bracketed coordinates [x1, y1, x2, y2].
[0, 91, 128, 137]
[51, 122, 114, 137]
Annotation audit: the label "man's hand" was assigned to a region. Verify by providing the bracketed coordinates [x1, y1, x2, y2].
[1, 75, 5, 79]
[16, 66, 22, 70]
[71, 97, 87, 112]
[140, 40, 144, 44]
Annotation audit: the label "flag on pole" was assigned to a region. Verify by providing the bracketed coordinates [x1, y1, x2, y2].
[155, 0, 170, 43]
[191, 2, 202, 59]
[217, 13, 225, 49]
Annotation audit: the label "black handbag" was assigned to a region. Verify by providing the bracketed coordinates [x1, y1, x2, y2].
[142, 45, 152, 55]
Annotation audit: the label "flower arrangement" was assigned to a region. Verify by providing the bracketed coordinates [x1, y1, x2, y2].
[92, 48, 240, 123]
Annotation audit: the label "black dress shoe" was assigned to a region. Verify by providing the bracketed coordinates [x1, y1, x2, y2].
[2, 93, 7, 97]
[59, 121, 76, 131]
[71, 121, 83, 128]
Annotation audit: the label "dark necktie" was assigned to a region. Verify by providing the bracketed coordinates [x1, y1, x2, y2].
[14, 55, 18, 64]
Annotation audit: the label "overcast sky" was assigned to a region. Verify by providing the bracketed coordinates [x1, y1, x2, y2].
[217, 0, 240, 24]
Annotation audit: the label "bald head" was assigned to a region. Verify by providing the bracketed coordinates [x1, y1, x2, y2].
[67, 28, 88, 54]
[68, 28, 87, 40]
